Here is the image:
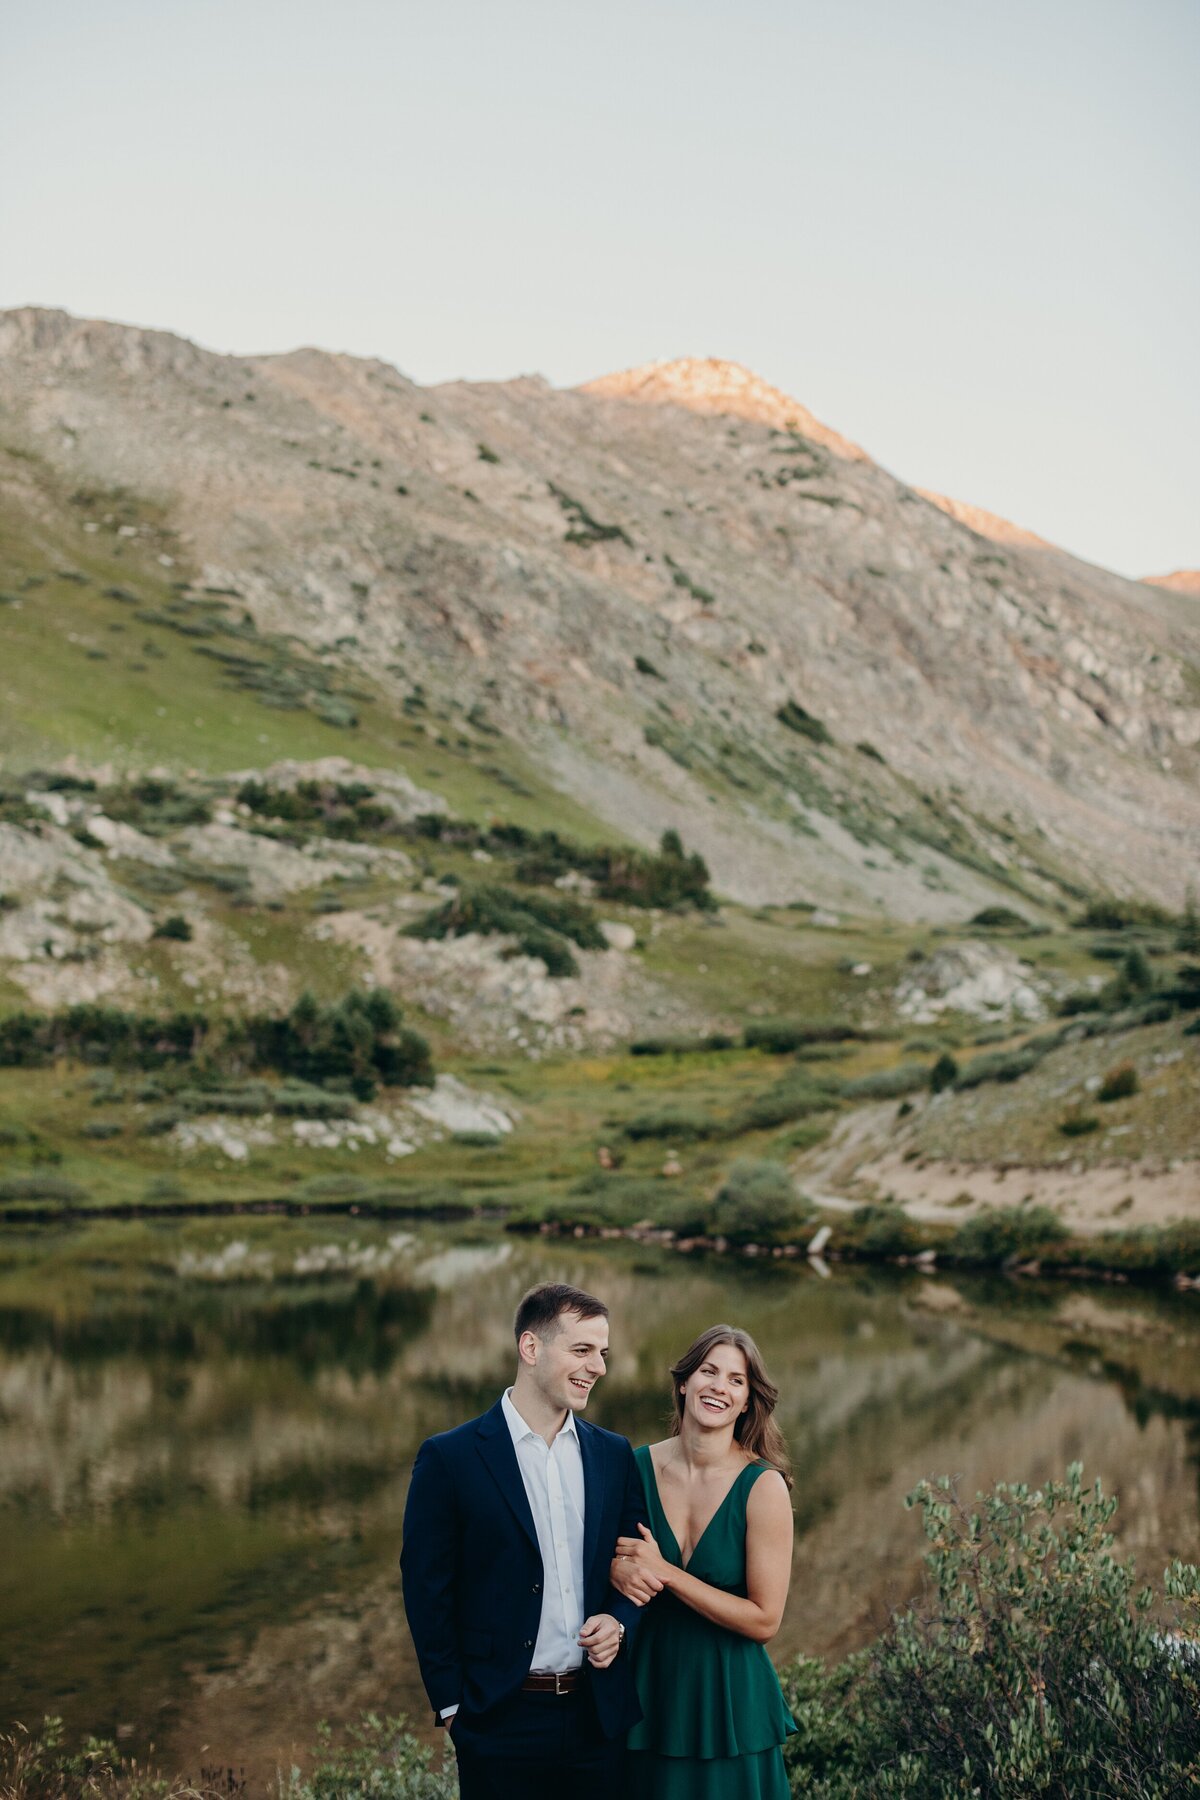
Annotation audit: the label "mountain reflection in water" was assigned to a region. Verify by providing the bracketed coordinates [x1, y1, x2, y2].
[0, 1217, 1196, 1785]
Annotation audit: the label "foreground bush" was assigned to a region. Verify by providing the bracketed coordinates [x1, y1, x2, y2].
[279, 1714, 457, 1799]
[0, 1711, 454, 1800]
[782, 1465, 1200, 1797]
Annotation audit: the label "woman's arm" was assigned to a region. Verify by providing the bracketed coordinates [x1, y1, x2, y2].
[613, 1470, 793, 1644]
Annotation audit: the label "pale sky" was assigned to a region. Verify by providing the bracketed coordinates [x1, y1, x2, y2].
[3, 0, 1197, 578]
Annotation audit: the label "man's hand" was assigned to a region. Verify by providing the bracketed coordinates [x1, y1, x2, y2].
[578, 1612, 623, 1668]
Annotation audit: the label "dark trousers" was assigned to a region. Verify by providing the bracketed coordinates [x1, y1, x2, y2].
[451, 1687, 624, 1800]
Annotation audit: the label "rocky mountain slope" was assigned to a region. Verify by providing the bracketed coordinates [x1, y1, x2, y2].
[1, 309, 1198, 924]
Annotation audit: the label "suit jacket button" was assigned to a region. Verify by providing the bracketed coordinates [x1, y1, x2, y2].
[532, 1582, 541, 1593]
[524, 1638, 533, 1649]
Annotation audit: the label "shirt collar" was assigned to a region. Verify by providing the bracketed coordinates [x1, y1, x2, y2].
[502, 1386, 579, 1448]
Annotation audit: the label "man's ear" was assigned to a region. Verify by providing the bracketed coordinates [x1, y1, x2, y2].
[517, 1328, 540, 1368]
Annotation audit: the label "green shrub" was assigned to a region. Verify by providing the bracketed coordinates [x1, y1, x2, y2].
[928, 1052, 958, 1093]
[1098, 1060, 1138, 1102]
[406, 881, 605, 976]
[421, 817, 714, 911]
[776, 699, 832, 744]
[1162, 962, 1200, 1009]
[151, 914, 192, 941]
[1178, 891, 1200, 953]
[969, 905, 1031, 930]
[244, 988, 432, 1094]
[629, 1033, 735, 1056]
[278, 1714, 459, 1799]
[743, 1018, 867, 1053]
[1074, 1220, 1200, 1276]
[237, 777, 395, 838]
[1056, 989, 1108, 1016]
[0, 992, 432, 1092]
[841, 1064, 929, 1101]
[622, 1107, 715, 1142]
[1102, 945, 1154, 1006]
[953, 1046, 1043, 1089]
[171, 1079, 355, 1119]
[0, 1172, 85, 1204]
[780, 1465, 1200, 1798]
[0, 1711, 456, 1800]
[950, 1205, 1067, 1264]
[104, 777, 213, 835]
[634, 654, 664, 679]
[1058, 1113, 1100, 1136]
[549, 483, 632, 547]
[851, 1204, 928, 1257]
[709, 1158, 809, 1245]
[728, 1073, 841, 1133]
[559, 1172, 681, 1228]
[1075, 896, 1175, 931]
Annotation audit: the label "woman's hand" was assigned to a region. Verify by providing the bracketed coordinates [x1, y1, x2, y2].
[611, 1521, 672, 1604]
[610, 1548, 662, 1606]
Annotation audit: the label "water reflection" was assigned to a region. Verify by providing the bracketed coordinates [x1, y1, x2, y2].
[0, 1218, 1197, 1783]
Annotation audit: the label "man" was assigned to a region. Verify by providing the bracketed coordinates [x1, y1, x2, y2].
[400, 1281, 652, 1797]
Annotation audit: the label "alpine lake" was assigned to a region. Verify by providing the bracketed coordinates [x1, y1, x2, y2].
[1, 1211, 1198, 1786]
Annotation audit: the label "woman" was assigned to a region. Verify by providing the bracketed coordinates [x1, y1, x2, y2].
[611, 1324, 796, 1798]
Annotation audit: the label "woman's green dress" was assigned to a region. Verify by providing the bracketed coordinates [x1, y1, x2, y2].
[626, 1445, 795, 1799]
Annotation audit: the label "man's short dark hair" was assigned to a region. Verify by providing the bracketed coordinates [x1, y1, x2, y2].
[513, 1282, 608, 1344]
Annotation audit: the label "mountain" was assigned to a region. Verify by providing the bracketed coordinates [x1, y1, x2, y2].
[1144, 571, 1200, 599]
[1, 307, 1198, 919]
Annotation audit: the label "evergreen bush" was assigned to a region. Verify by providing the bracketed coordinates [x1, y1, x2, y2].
[406, 881, 605, 976]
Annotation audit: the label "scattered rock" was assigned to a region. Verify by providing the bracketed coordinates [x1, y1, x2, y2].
[896, 940, 1050, 1023]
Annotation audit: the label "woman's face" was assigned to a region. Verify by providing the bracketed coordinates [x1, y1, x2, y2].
[681, 1342, 750, 1431]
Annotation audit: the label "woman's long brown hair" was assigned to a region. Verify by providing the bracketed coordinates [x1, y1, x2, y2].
[669, 1323, 793, 1488]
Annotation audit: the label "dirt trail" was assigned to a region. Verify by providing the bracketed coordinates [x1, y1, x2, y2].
[796, 1101, 1198, 1233]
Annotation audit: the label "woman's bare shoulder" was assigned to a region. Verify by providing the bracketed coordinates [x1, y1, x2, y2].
[746, 1466, 793, 1517]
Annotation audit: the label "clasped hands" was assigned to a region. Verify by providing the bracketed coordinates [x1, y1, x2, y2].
[610, 1522, 670, 1607]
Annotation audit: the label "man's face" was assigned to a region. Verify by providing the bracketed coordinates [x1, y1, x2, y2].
[527, 1310, 609, 1413]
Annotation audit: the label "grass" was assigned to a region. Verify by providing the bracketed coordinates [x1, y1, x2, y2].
[0, 485, 616, 848]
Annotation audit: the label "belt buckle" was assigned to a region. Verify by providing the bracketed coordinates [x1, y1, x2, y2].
[554, 1672, 568, 1695]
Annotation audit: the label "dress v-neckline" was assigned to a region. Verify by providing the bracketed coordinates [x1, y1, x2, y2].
[646, 1448, 752, 1573]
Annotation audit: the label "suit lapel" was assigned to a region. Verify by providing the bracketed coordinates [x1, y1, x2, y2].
[475, 1400, 539, 1554]
[578, 1420, 607, 1579]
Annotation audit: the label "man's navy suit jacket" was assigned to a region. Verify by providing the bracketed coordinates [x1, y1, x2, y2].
[400, 1398, 646, 1738]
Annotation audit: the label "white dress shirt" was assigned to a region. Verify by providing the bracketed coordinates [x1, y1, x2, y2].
[501, 1387, 586, 1672]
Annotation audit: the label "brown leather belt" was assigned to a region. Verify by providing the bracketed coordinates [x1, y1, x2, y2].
[521, 1670, 581, 1695]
